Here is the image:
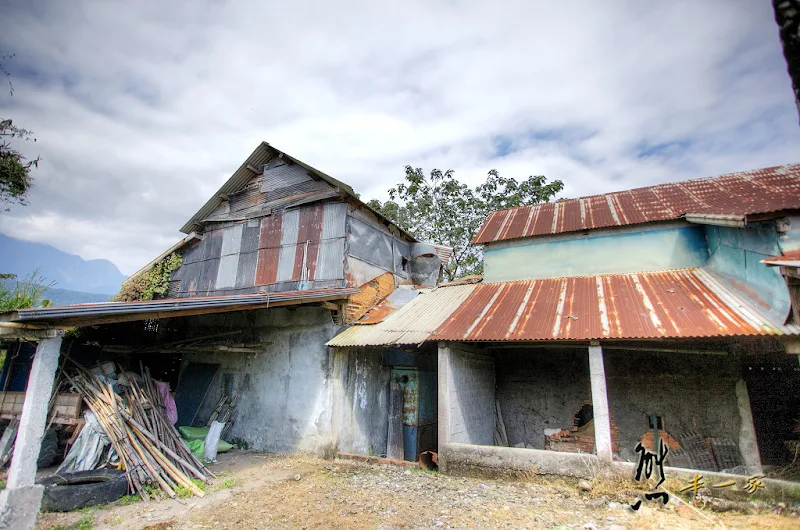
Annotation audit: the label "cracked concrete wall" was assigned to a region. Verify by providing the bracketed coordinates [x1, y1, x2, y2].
[330, 348, 391, 457]
[495, 347, 741, 463]
[495, 349, 591, 450]
[604, 349, 740, 462]
[181, 306, 339, 454]
[448, 345, 495, 445]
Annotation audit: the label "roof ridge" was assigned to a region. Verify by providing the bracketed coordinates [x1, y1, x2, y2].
[485, 162, 800, 217]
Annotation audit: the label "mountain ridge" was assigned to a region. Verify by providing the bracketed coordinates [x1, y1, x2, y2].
[0, 233, 126, 295]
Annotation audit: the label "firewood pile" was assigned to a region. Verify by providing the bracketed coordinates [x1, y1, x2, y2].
[64, 364, 215, 500]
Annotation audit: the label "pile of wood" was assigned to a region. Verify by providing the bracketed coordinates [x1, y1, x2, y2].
[66, 364, 214, 500]
[207, 394, 239, 439]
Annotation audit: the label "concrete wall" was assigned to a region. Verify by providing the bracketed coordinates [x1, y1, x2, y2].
[330, 348, 391, 457]
[447, 345, 495, 445]
[604, 349, 741, 462]
[495, 349, 591, 449]
[483, 222, 708, 282]
[181, 306, 339, 454]
[492, 347, 741, 463]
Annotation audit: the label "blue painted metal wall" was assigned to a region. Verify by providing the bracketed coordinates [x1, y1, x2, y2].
[704, 222, 790, 323]
[483, 224, 709, 283]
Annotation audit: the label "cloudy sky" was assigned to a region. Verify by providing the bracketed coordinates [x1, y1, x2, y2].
[0, 1, 798, 275]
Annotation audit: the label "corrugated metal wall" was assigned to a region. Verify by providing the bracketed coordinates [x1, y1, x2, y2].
[173, 201, 349, 296]
[201, 158, 337, 223]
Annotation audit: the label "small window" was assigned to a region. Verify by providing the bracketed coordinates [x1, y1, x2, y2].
[646, 415, 664, 430]
[222, 373, 234, 395]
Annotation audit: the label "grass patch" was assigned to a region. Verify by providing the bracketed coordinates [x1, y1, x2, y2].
[75, 514, 93, 530]
[175, 478, 208, 499]
[215, 477, 237, 491]
[116, 494, 141, 505]
[0, 480, 5, 490]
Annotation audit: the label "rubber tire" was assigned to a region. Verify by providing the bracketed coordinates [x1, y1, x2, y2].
[38, 469, 128, 512]
[37, 428, 59, 469]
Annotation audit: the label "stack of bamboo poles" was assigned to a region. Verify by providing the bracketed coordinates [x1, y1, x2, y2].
[65, 364, 215, 501]
[207, 394, 240, 439]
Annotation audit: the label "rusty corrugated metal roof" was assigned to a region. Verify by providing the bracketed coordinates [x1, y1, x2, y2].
[432, 269, 796, 341]
[474, 164, 800, 244]
[761, 249, 800, 267]
[325, 284, 475, 346]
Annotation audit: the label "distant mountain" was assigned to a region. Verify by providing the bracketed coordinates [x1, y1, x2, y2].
[0, 279, 113, 307]
[0, 233, 126, 295]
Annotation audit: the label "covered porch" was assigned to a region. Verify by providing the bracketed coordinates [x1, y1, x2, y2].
[0, 287, 355, 529]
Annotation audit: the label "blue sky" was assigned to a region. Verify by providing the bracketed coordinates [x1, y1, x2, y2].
[0, 0, 798, 275]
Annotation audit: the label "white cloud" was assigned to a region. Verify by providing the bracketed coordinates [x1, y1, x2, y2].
[0, 0, 797, 274]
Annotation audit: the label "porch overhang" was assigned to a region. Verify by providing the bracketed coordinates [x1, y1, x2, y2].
[0, 287, 358, 330]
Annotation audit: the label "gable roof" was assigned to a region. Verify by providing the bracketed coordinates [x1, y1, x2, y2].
[179, 142, 414, 241]
[473, 163, 800, 244]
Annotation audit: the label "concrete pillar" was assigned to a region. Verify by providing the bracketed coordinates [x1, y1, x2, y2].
[0, 333, 62, 530]
[735, 379, 762, 474]
[437, 342, 451, 471]
[588, 343, 613, 462]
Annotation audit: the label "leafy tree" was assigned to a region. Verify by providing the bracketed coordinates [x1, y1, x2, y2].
[369, 166, 564, 281]
[1, 119, 38, 208]
[1, 54, 39, 209]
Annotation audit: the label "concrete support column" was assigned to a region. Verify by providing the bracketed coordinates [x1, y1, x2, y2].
[0, 333, 62, 530]
[735, 379, 762, 474]
[437, 342, 451, 472]
[588, 342, 613, 462]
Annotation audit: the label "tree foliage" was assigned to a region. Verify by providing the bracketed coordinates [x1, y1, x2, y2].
[0, 55, 39, 209]
[368, 166, 564, 281]
[114, 253, 183, 302]
[0, 119, 38, 208]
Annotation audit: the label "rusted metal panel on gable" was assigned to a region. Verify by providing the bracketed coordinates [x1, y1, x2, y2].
[294, 204, 324, 281]
[256, 214, 282, 285]
[433, 269, 782, 341]
[474, 164, 800, 244]
[276, 209, 300, 282]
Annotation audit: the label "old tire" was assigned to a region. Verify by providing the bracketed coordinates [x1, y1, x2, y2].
[38, 469, 128, 512]
[37, 428, 59, 469]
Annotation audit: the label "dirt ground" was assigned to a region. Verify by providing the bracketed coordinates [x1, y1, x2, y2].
[36, 451, 800, 530]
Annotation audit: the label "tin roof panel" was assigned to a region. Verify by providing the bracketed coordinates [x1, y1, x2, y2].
[475, 164, 800, 243]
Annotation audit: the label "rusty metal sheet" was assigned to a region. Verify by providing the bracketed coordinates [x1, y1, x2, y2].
[474, 164, 800, 244]
[294, 204, 324, 281]
[433, 269, 791, 341]
[761, 249, 800, 267]
[255, 214, 282, 285]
